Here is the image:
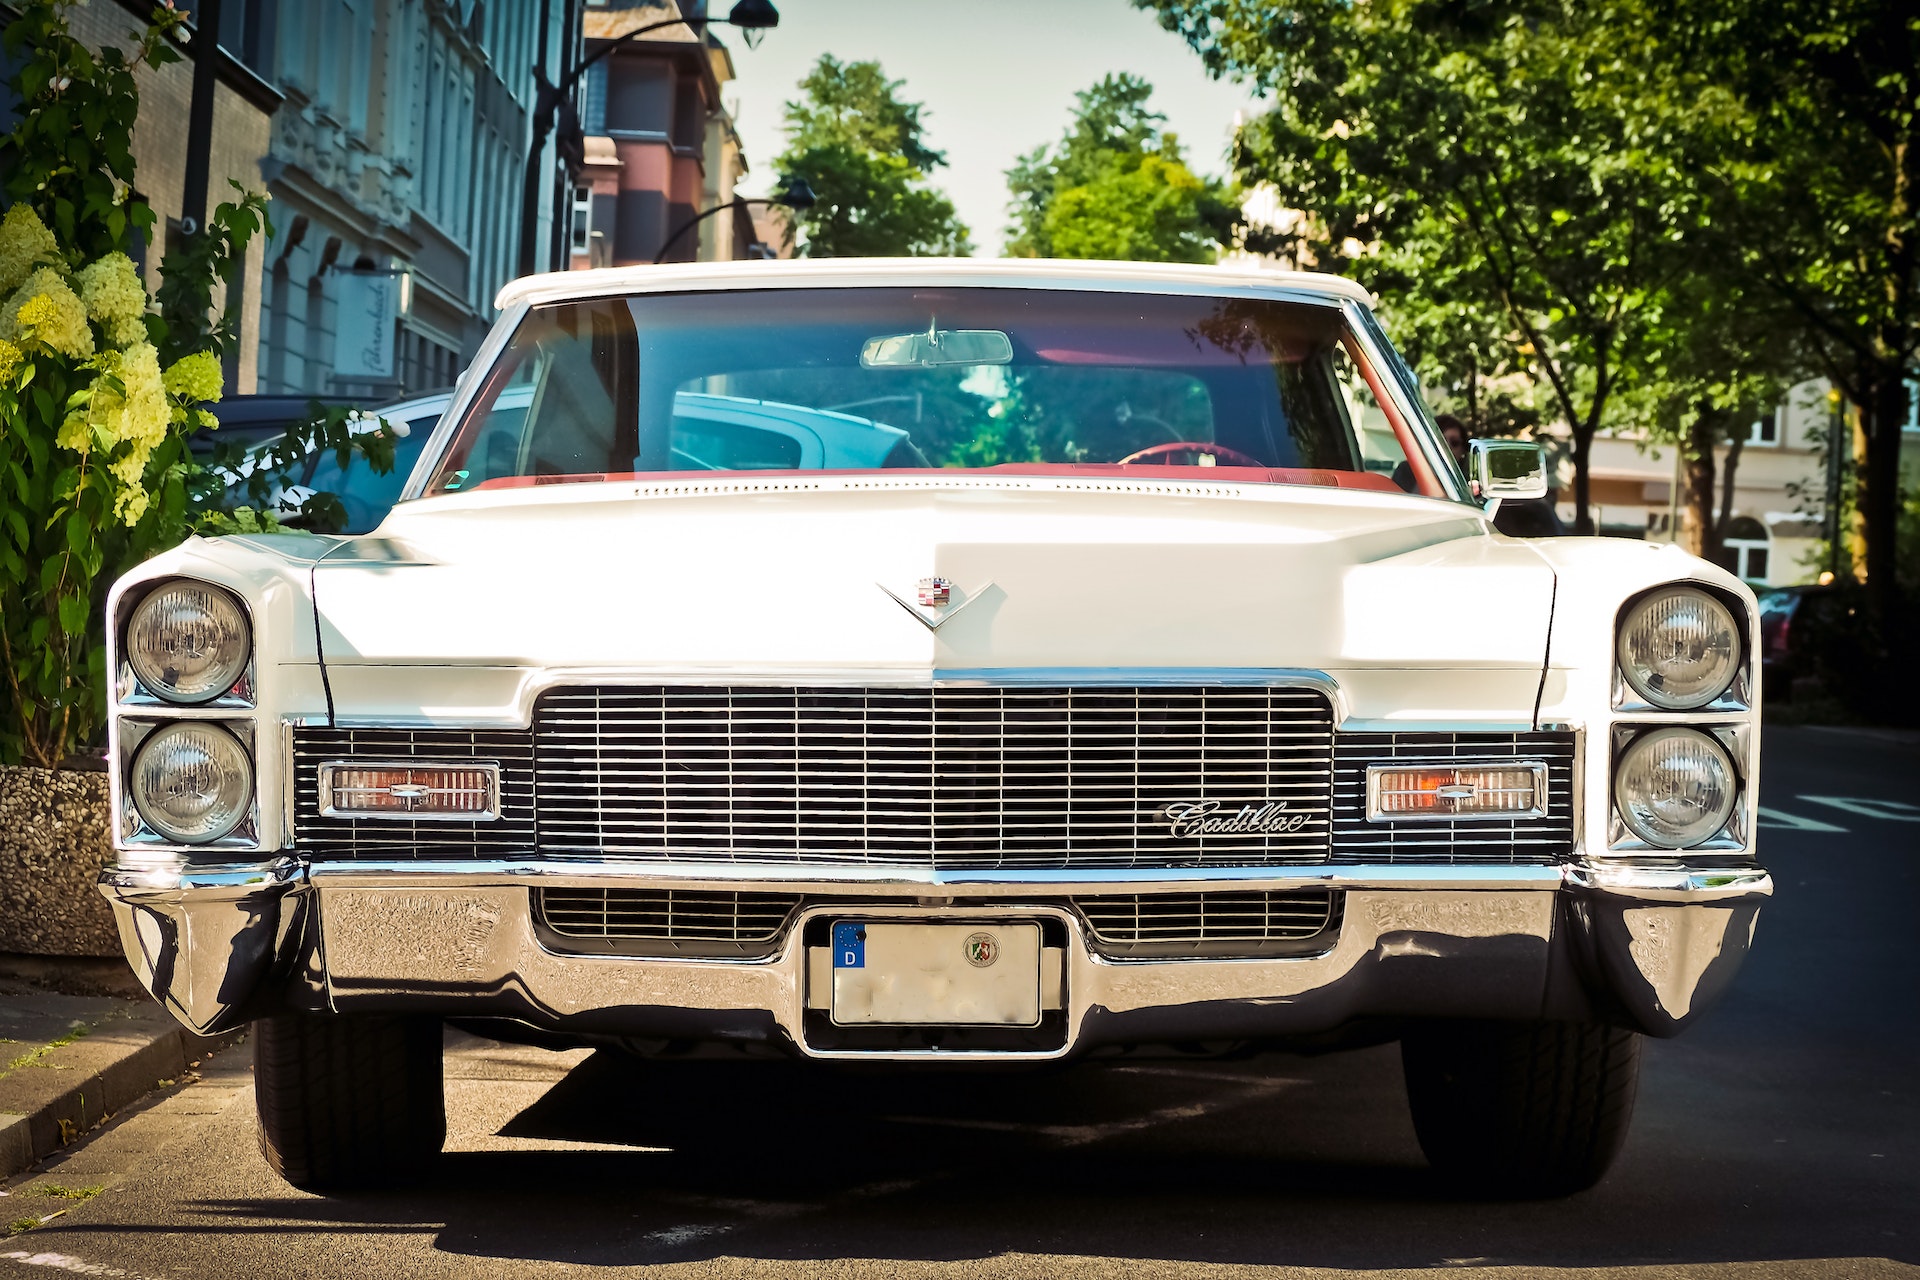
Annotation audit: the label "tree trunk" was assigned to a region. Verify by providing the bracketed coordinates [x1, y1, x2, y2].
[1713, 431, 1746, 563]
[1681, 405, 1720, 559]
[1861, 369, 1910, 619]
[1571, 428, 1594, 536]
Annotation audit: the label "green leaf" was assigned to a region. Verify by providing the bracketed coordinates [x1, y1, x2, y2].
[57, 592, 87, 637]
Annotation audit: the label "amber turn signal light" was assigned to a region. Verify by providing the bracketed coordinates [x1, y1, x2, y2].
[1364, 763, 1547, 822]
[317, 762, 501, 820]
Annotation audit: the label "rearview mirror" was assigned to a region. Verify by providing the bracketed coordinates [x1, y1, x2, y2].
[1468, 439, 1549, 504]
[861, 327, 1013, 369]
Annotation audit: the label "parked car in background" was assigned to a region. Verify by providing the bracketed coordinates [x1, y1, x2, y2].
[1757, 582, 1846, 699]
[264, 388, 920, 534]
[101, 258, 1768, 1200]
[196, 394, 357, 459]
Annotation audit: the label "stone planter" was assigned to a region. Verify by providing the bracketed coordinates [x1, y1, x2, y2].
[0, 763, 121, 958]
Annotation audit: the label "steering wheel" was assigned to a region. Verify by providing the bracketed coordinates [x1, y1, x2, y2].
[1118, 441, 1266, 468]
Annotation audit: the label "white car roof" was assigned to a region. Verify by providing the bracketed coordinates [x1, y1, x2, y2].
[495, 256, 1376, 312]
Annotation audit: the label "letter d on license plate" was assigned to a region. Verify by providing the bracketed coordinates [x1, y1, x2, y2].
[829, 921, 1042, 1027]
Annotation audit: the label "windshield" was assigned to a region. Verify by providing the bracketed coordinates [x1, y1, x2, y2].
[424, 287, 1447, 496]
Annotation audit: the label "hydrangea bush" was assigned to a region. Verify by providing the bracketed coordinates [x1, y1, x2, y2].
[2, 2, 400, 768]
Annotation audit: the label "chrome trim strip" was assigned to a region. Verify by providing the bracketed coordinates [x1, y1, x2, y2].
[929, 666, 1338, 694]
[302, 856, 1568, 895]
[1364, 760, 1550, 823]
[1566, 862, 1772, 900]
[316, 758, 503, 822]
[100, 855, 301, 901]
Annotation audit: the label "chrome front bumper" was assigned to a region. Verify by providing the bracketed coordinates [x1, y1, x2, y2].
[99, 858, 1772, 1056]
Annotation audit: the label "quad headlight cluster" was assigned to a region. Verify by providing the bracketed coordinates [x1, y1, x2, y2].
[119, 581, 256, 846]
[1611, 585, 1748, 850]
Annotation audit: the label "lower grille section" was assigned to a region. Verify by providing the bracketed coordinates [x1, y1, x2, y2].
[530, 888, 1344, 962]
[535, 888, 801, 958]
[1073, 890, 1342, 958]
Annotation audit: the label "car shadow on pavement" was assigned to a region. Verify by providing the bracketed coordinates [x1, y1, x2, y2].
[158, 1038, 1916, 1273]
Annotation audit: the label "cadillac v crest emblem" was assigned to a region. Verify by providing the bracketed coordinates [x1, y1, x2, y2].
[1162, 800, 1314, 838]
[877, 575, 994, 631]
[963, 932, 999, 968]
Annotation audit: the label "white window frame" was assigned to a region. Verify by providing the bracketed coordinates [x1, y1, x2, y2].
[570, 185, 593, 256]
[1743, 407, 1780, 447]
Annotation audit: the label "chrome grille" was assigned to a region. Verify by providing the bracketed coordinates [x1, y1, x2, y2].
[1074, 890, 1342, 957]
[292, 728, 533, 859]
[1332, 732, 1575, 864]
[531, 685, 1335, 869]
[536, 887, 799, 956]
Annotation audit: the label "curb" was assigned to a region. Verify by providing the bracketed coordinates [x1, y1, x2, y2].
[0, 1021, 237, 1180]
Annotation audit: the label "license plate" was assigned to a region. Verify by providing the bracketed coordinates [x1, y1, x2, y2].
[829, 921, 1042, 1027]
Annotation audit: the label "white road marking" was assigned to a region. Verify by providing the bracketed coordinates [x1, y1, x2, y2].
[1, 1250, 161, 1279]
[1800, 795, 1920, 823]
[1758, 806, 1849, 832]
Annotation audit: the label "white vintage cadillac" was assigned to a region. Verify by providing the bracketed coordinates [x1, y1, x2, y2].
[100, 259, 1768, 1196]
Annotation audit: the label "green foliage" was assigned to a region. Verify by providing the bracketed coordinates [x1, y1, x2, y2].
[775, 56, 970, 257]
[0, 1, 182, 262]
[1142, 0, 1759, 531]
[156, 181, 272, 365]
[1671, 0, 1918, 616]
[1005, 74, 1234, 262]
[0, 2, 384, 767]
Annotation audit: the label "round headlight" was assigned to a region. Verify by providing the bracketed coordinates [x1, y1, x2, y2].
[1613, 727, 1738, 849]
[1617, 586, 1742, 709]
[129, 722, 254, 844]
[124, 581, 250, 703]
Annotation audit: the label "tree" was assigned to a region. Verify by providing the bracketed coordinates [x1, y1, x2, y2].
[1139, 0, 1752, 534]
[1664, 0, 1917, 621]
[774, 56, 969, 257]
[1005, 73, 1235, 262]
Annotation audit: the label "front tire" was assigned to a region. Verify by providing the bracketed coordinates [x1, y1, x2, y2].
[1401, 1019, 1640, 1197]
[254, 1014, 445, 1191]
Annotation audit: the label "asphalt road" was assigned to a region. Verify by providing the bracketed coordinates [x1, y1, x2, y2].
[5, 725, 1916, 1280]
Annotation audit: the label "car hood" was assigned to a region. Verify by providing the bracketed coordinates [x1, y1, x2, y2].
[308, 477, 1556, 722]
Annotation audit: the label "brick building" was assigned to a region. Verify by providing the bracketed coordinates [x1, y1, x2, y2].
[569, 3, 760, 269]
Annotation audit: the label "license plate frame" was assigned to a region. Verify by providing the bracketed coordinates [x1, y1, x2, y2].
[828, 920, 1043, 1027]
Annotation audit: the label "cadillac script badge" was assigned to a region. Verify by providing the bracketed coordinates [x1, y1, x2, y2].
[917, 577, 953, 608]
[1161, 800, 1314, 838]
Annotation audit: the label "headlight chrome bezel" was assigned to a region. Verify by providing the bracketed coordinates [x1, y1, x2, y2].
[125, 719, 257, 846]
[1610, 725, 1744, 851]
[119, 579, 255, 708]
[1614, 584, 1748, 712]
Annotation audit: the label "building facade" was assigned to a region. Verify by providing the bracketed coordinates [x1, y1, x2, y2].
[251, 0, 573, 399]
[569, 3, 758, 270]
[1573, 379, 1920, 588]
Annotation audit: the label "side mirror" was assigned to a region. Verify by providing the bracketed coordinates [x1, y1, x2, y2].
[1468, 439, 1549, 505]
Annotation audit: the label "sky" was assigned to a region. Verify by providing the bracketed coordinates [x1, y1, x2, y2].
[720, 0, 1262, 255]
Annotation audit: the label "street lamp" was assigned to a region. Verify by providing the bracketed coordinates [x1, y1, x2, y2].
[518, 0, 782, 277]
[653, 176, 817, 264]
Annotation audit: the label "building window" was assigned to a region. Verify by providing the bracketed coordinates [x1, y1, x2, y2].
[1719, 515, 1772, 585]
[571, 185, 593, 255]
[1744, 408, 1780, 446]
[1905, 378, 1919, 433]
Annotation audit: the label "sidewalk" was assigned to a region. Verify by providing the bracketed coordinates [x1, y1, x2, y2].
[0, 974, 231, 1181]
